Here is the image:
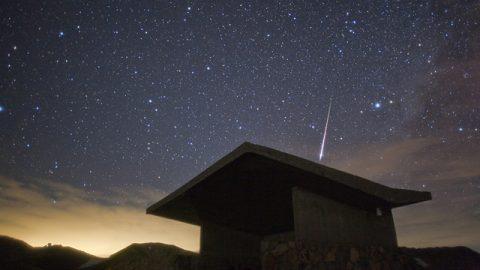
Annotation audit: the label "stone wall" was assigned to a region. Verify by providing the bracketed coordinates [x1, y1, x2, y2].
[261, 241, 422, 270]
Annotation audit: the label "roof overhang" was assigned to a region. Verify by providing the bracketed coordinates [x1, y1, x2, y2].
[147, 142, 431, 235]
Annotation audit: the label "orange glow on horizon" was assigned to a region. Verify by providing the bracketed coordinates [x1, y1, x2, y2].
[0, 176, 199, 257]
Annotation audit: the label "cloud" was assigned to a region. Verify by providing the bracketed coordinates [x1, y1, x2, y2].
[1, 134, 479, 256]
[330, 137, 480, 251]
[332, 138, 437, 181]
[0, 176, 199, 257]
[334, 137, 480, 183]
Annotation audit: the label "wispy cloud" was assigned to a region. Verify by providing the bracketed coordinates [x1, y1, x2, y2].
[0, 176, 199, 257]
[330, 137, 480, 251]
[1, 134, 479, 256]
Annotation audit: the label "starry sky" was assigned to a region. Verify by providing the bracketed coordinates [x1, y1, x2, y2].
[1, 0, 479, 256]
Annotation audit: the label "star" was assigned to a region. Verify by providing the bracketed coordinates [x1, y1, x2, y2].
[0, 0, 478, 255]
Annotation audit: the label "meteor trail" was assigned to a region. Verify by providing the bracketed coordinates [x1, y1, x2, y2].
[319, 99, 332, 161]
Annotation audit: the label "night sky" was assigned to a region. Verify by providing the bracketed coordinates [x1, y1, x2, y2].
[1, 1, 479, 256]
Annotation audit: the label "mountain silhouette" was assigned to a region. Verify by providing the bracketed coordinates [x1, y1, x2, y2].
[0, 235, 98, 270]
[2, 235, 480, 269]
[83, 242, 198, 270]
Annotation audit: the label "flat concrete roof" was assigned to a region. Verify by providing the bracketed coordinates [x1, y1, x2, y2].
[147, 142, 431, 234]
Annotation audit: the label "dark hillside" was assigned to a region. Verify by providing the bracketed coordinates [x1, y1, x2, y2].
[85, 242, 198, 270]
[402, 246, 480, 270]
[0, 235, 98, 270]
[2, 235, 479, 270]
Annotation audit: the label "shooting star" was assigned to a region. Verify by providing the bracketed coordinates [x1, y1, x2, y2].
[319, 99, 332, 161]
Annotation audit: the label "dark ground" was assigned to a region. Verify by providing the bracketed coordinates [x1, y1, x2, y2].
[2, 235, 480, 270]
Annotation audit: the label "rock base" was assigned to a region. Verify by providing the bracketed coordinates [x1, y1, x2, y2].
[262, 241, 422, 270]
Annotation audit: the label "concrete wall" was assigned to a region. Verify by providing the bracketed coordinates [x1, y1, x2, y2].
[292, 187, 397, 247]
[260, 231, 294, 254]
[200, 221, 261, 269]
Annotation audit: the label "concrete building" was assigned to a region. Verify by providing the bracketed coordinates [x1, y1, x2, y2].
[147, 142, 431, 269]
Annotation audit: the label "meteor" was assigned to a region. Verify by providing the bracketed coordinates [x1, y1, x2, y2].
[319, 99, 332, 161]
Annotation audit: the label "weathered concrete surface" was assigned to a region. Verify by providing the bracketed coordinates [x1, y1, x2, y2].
[200, 221, 261, 269]
[292, 187, 397, 247]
